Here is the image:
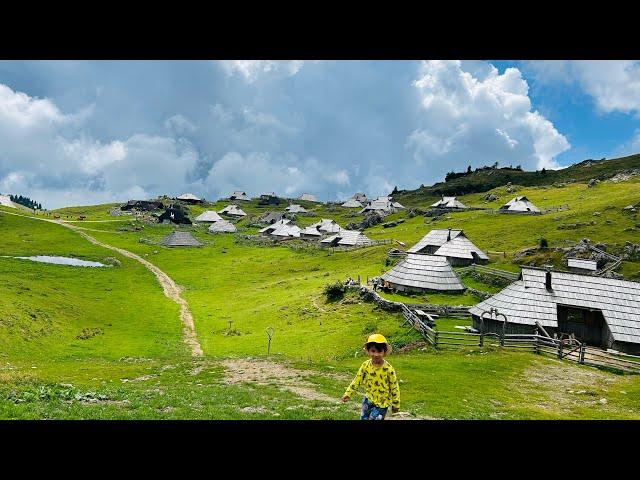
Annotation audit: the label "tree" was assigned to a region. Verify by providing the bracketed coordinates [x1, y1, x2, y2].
[541, 167, 546, 175]
[467, 165, 472, 174]
[391, 186, 398, 194]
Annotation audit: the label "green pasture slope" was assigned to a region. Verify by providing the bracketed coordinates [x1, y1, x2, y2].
[2, 164, 640, 418]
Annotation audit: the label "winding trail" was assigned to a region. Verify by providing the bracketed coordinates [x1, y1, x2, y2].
[0, 209, 203, 357]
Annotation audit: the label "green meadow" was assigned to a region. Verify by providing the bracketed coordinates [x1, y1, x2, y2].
[2, 174, 640, 419]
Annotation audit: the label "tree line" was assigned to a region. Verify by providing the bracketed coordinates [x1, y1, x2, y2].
[10, 194, 42, 210]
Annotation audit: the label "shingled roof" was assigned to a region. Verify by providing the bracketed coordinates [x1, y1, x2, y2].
[195, 210, 223, 223]
[176, 193, 201, 201]
[285, 204, 308, 213]
[208, 220, 237, 233]
[219, 204, 247, 217]
[381, 254, 465, 292]
[407, 228, 488, 261]
[320, 230, 373, 247]
[469, 268, 640, 345]
[229, 191, 250, 201]
[160, 231, 203, 247]
[500, 196, 541, 213]
[430, 196, 468, 209]
[341, 199, 363, 208]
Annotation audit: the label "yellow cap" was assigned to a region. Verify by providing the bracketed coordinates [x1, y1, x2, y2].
[366, 333, 389, 345]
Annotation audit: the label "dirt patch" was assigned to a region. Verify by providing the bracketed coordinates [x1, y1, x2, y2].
[221, 358, 339, 403]
[511, 359, 618, 414]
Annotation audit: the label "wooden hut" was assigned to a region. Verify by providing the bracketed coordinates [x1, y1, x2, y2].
[219, 204, 247, 217]
[229, 191, 250, 201]
[499, 196, 541, 213]
[381, 253, 465, 293]
[341, 198, 363, 208]
[160, 231, 203, 247]
[257, 211, 284, 225]
[430, 196, 468, 209]
[285, 204, 308, 213]
[320, 230, 373, 247]
[175, 193, 203, 204]
[158, 206, 192, 225]
[121, 200, 164, 211]
[407, 228, 488, 266]
[194, 210, 223, 223]
[469, 267, 640, 354]
[208, 220, 237, 233]
[298, 193, 318, 202]
[258, 193, 281, 205]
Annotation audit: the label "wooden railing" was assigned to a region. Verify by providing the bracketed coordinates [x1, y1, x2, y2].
[401, 315, 640, 374]
[456, 264, 519, 281]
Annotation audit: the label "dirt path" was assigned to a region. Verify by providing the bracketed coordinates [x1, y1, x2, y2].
[0, 210, 203, 357]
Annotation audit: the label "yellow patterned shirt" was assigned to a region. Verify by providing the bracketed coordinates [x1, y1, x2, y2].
[344, 359, 400, 409]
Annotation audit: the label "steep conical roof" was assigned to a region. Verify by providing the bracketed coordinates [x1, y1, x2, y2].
[219, 204, 247, 216]
[381, 253, 465, 292]
[195, 210, 223, 223]
[160, 231, 203, 247]
[208, 220, 237, 233]
[286, 204, 308, 213]
[341, 199, 363, 208]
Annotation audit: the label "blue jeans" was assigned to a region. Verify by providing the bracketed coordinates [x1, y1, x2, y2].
[360, 397, 388, 420]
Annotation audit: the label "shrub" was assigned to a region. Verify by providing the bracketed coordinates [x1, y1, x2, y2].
[323, 281, 346, 301]
[539, 238, 549, 249]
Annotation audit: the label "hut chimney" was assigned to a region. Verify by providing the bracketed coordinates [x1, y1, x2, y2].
[545, 269, 552, 291]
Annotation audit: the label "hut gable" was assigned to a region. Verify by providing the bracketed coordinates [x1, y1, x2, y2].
[407, 229, 463, 253]
[176, 193, 203, 203]
[469, 268, 640, 346]
[195, 210, 223, 223]
[320, 230, 373, 247]
[259, 219, 291, 235]
[208, 220, 237, 233]
[351, 192, 368, 203]
[285, 204, 308, 213]
[160, 231, 203, 247]
[341, 199, 363, 208]
[219, 204, 247, 217]
[257, 211, 284, 225]
[433, 236, 489, 261]
[430, 196, 468, 209]
[229, 191, 250, 201]
[381, 253, 465, 292]
[500, 196, 541, 213]
[309, 218, 343, 233]
[407, 228, 487, 264]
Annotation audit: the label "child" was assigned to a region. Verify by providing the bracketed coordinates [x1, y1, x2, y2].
[341, 333, 400, 420]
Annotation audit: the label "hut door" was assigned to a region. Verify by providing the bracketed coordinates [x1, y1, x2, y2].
[557, 306, 605, 348]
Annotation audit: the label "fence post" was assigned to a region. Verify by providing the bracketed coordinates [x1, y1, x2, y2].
[434, 331, 439, 350]
[533, 328, 539, 355]
[579, 343, 585, 364]
[479, 330, 484, 347]
[558, 339, 563, 359]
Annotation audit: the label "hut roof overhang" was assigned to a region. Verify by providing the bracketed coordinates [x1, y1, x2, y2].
[219, 205, 247, 217]
[430, 196, 468, 209]
[208, 219, 237, 233]
[500, 196, 541, 212]
[469, 267, 640, 345]
[320, 230, 373, 247]
[381, 253, 465, 292]
[160, 231, 203, 247]
[195, 210, 223, 223]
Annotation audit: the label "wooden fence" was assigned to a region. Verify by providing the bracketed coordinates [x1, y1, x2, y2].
[456, 264, 519, 281]
[401, 308, 640, 374]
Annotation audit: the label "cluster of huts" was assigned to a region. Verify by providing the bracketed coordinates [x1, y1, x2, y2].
[340, 193, 405, 215]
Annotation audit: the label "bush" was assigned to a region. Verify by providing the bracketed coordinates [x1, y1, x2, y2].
[323, 281, 346, 301]
[539, 238, 549, 249]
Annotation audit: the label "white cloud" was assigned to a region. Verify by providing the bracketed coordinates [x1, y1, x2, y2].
[0, 83, 202, 208]
[407, 60, 570, 172]
[524, 60, 640, 116]
[218, 60, 304, 83]
[164, 114, 198, 136]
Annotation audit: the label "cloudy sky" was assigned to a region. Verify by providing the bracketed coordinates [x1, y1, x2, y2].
[1, 60, 639, 209]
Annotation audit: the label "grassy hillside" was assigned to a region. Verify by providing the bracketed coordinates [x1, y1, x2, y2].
[3, 168, 640, 419]
[395, 153, 640, 202]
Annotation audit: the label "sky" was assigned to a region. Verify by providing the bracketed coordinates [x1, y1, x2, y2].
[0, 60, 639, 209]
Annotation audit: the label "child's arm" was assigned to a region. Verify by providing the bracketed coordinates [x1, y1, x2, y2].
[389, 367, 401, 412]
[342, 362, 366, 401]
